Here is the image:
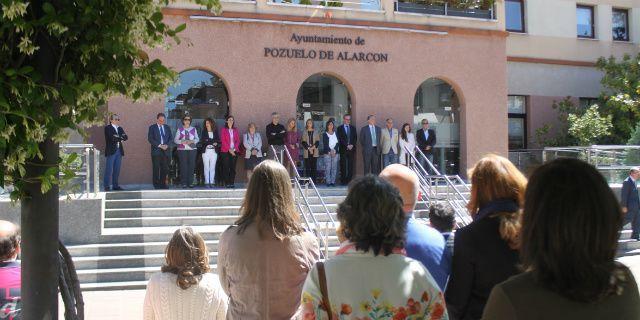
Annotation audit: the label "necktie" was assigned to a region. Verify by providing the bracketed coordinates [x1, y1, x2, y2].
[345, 126, 349, 144]
[371, 126, 376, 147]
[159, 125, 164, 145]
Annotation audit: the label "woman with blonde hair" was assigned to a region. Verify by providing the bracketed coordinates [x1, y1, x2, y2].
[143, 227, 227, 320]
[445, 154, 526, 320]
[218, 160, 319, 319]
[284, 118, 301, 176]
[243, 122, 263, 181]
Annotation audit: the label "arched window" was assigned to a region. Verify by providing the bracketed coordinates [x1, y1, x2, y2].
[414, 78, 461, 174]
[165, 69, 230, 132]
[296, 74, 352, 131]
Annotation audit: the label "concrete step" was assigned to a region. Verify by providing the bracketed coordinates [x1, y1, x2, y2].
[105, 188, 348, 200]
[104, 204, 338, 219]
[96, 225, 229, 243]
[73, 252, 219, 270]
[67, 240, 220, 257]
[104, 196, 346, 209]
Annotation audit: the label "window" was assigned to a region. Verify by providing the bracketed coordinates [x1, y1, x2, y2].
[577, 5, 595, 38]
[508, 96, 527, 150]
[579, 97, 599, 110]
[505, 0, 525, 32]
[613, 8, 629, 41]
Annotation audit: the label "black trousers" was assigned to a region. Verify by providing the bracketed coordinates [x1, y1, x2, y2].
[151, 152, 169, 187]
[178, 150, 197, 186]
[304, 157, 317, 182]
[339, 150, 355, 185]
[362, 147, 380, 175]
[220, 152, 237, 186]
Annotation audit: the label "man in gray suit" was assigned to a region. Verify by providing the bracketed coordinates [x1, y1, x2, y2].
[360, 114, 382, 175]
[621, 167, 640, 241]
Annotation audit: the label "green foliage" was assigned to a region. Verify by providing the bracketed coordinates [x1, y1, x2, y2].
[534, 97, 579, 147]
[325, 0, 344, 7]
[299, 0, 313, 5]
[596, 53, 640, 143]
[625, 123, 640, 171]
[567, 105, 613, 146]
[0, 0, 220, 200]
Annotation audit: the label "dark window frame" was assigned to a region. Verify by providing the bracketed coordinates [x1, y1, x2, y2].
[577, 5, 595, 39]
[508, 95, 528, 150]
[505, 0, 526, 33]
[612, 8, 630, 41]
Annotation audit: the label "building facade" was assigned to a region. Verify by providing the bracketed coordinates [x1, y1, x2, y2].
[87, 0, 639, 185]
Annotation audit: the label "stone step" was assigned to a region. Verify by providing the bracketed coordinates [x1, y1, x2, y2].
[96, 225, 229, 243]
[105, 188, 348, 200]
[104, 205, 338, 219]
[105, 196, 347, 209]
[67, 240, 221, 257]
[104, 213, 339, 228]
[73, 252, 219, 270]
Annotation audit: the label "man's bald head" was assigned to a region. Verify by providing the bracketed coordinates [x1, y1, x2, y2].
[380, 164, 419, 214]
[0, 220, 20, 261]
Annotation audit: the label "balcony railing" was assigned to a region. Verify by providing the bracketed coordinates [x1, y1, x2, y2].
[395, 0, 495, 19]
[272, 0, 381, 11]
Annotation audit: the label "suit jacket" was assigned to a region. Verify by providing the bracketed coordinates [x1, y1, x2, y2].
[220, 127, 240, 153]
[322, 132, 340, 155]
[445, 215, 520, 320]
[104, 125, 128, 157]
[148, 124, 172, 156]
[336, 124, 357, 155]
[200, 128, 220, 153]
[360, 125, 382, 155]
[301, 130, 320, 158]
[380, 127, 399, 154]
[622, 177, 640, 213]
[416, 128, 436, 155]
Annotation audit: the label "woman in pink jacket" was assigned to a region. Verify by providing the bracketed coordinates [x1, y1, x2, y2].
[220, 115, 241, 188]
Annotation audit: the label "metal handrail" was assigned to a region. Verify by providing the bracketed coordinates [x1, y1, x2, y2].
[404, 145, 472, 226]
[59, 144, 100, 198]
[271, 145, 334, 258]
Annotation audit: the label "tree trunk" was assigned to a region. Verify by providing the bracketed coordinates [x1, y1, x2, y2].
[21, 0, 60, 318]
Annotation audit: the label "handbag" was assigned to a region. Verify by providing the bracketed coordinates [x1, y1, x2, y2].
[317, 262, 335, 320]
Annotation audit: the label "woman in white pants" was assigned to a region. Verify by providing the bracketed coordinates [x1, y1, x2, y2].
[200, 118, 220, 188]
[399, 123, 416, 166]
[322, 120, 340, 187]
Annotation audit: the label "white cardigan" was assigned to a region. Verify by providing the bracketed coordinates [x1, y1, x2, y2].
[143, 272, 228, 320]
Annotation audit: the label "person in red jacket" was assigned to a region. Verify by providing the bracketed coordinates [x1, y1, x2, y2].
[220, 115, 240, 188]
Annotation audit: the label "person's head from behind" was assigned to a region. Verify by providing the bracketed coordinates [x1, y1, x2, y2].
[379, 164, 419, 215]
[428, 203, 455, 233]
[0, 221, 20, 262]
[521, 158, 625, 303]
[629, 167, 640, 180]
[162, 226, 210, 290]
[467, 154, 527, 248]
[236, 160, 303, 239]
[338, 175, 406, 256]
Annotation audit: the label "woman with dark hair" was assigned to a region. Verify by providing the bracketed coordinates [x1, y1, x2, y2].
[445, 154, 526, 320]
[219, 115, 240, 188]
[322, 120, 339, 186]
[482, 158, 640, 319]
[284, 118, 301, 176]
[174, 115, 199, 188]
[218, 160, 319, 319]
[398, 123, 416, 166]
[200, 118, 220, 188]
[301, 175, 448, 320]
[143, 227, 227, 319]
[301, 119, 320, 182]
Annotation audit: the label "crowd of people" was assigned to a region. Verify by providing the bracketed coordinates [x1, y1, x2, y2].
[139, 157, 640, 320]
[103, 112, 437, 190]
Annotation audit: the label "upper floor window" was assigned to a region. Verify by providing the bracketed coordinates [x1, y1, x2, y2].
[505, 0, 525, 32]
[613, 8, 629, 41]
[508, 95, 527, 150]
[577, 5, 595, 38]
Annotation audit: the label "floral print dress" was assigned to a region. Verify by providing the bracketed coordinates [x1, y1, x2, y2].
[301, 242, 448, 320]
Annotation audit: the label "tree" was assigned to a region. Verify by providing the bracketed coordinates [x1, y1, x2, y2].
[534, 97, 579, 147]
[1, 0, 219, 317]
[567, 105, 613, 146]
[596, 53, 640, 143]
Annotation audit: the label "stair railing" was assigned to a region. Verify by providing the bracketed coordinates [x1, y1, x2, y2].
[270, 146, 334, 258]
[404, 145, 473, 227]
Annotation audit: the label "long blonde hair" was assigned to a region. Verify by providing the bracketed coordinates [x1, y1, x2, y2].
[467, 154, 527, 248]
[235, 160, 303, 240]
[161, 227, 210, 290]
[287, 118, 297, 132]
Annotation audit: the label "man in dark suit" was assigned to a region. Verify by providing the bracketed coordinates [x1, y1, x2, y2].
[360, 114, 382, 175]
[416, 118, 437, 174]
[621, 167, 640, 240]
[104, 114, 128, 191]
[148, 113, 173, 189]
[336, 114, 357, 185]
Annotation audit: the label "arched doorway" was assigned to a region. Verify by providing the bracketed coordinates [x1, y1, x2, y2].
[164, 69, 230, 185]
[165, 69, 230, 132]
[296, 74, 352, 132]
[413, 78, 461, 175]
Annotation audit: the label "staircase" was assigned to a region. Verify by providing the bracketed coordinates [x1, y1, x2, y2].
[67, 187, 346, 291]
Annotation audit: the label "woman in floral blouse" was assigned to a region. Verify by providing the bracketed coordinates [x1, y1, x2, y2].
[301, 175, 448, 320]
